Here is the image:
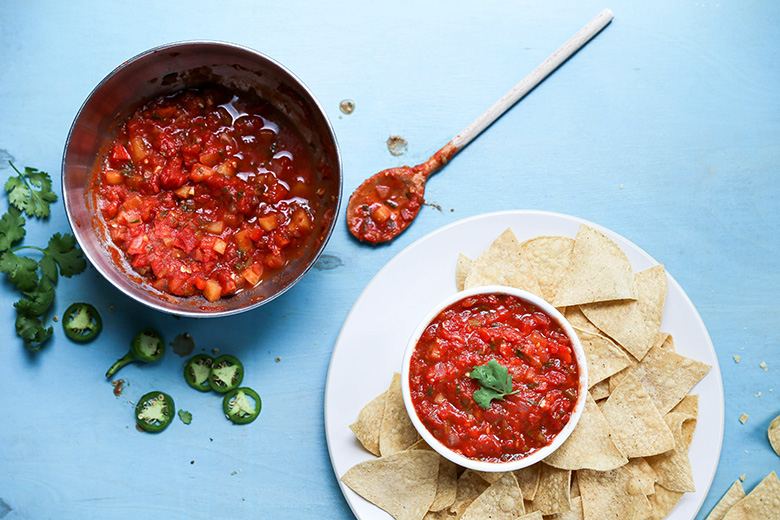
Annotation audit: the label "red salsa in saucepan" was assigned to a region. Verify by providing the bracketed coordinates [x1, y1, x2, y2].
[96, 86, 320, 302]
[408, 292, 580, 463]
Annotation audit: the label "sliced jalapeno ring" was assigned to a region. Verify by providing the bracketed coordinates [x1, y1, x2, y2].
[209, 354, 244, 393]
[223, 387, 261, 424]
[184, 354, 213, 392]
[131, 328, 165, 361]
[62, 302, 102, 342]
[135, 391, 175, 433]
[106, 327, 165, 379]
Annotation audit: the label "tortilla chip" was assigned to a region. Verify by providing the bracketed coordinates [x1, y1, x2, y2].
[431, 457, 459, 512]
[571, 472, 580, 498]
[402, 439, 458, 512]
[456, 253, 472, 291]
[566, 307, 632, 387]
[380, 373, 421, 456]
[514, 464, 541, 501]
[341, 450, 440, 520]
[646, 412, 695, 493]
[670, 393, 698, 416]
[648, 483, 684, 520]
[547, 496, 584, 520]
[544, 392, 628, 471]
[552, 225, 635, 307]
[519, 235, 575, 302]
[518, 513, 544, 520]
[589, 379, 611, 401]
[456, 470, 491, 502]
[407, 438, 431, 451]
[608, 332, 667, 390]
[460, 473, 526, 520]
[579, 459, 656, 497]
[578, 329, 632, 387]
[624, 458, 659, 495]
[620, 334, 711, 414]
[670, 394, 699, 449]
[464, 228, 543, 297]
[601, 373, 675, 458]
[474, 471, 507, 485]
[350, 390, 387, 456]
[581, 264, 667, 361]
[655, 332, 672, 351]
[769, 414, 780, 457]
[706, 481, 745, 520]
[722, 471, 780, 520]
[578, 465, 655, 520]
[532, 465, 571, 515]
[424, 470, 491, 520]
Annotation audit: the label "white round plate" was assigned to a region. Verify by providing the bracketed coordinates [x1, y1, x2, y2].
[325, 210, 724, 520]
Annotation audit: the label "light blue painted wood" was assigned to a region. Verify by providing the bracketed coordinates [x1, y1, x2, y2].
[0, 0, 778, 518]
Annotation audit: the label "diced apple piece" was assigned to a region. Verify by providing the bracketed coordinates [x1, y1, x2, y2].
[288, 181, 309, 198]
[129, 136, 147, 162]
[203, 279, 222, 302]
[190, 163, 215, 182]
[241, 263, 263, 286]
[123, 194, 142, 210]
[214, 160, 236, 176]
[153, 106, 176, 119]
[104, 169, 124, 185]
[204, 220, 224, 234]
[212, 238, 227, 255]
[174, 185, 195, 198]
[256, 214, 279, 231]
[371, 204, 392, 223]
[234, 229, 253, 251]
[290, 208, 312, 233]
[199, 151, 222, 167]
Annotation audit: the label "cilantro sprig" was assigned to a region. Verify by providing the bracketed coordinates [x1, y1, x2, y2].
[1, 162, 87, 350]
[6, 163, 59, 218]
[469, 359, 520, 409]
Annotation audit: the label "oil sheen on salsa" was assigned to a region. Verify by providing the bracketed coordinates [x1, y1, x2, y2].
[409, 293, 580, 463]
[97, 86, 319, 302]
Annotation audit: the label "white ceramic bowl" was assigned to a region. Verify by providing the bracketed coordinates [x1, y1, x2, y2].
[401, 285, 588, 472]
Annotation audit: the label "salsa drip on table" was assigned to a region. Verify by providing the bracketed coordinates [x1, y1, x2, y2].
[97, 86, 319, 301]
[409, 293, 580, 463]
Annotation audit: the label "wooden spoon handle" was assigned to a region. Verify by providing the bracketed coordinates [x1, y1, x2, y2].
[452, 9, 614, 151]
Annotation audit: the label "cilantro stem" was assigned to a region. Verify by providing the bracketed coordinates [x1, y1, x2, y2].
[9, 162, 33, 192]
[11, 245, 45, 254]
[2, 163, 86, 350]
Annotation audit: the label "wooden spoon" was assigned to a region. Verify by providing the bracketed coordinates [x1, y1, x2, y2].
[347, 9, 614, 244]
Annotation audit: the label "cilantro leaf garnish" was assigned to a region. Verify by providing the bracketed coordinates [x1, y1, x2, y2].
[0, 207, 26, 251]
[6, 163, 58, 218]
[14, 277, 56, 316]
[469, 359, 520, 409]
[41, 232, 87, 279]
[0, 251, 40, 292]
[15, 313, 53, 345]
[2, 162, 88, 351]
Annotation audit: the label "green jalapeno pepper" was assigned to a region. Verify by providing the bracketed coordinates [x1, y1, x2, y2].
[209, 354, 244, 393]
[62, 302, 102, 342]
[184, 354, 213, 392]
[135, 391, 175, 433]
[223, 387, 261, 424]
[106, 327, 165, 379]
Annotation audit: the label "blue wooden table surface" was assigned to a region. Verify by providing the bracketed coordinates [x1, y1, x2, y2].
[1, 1, 778, 518]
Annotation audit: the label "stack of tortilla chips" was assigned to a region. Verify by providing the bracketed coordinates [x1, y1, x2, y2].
[705, 472, 780, 520]
[342, 225, 713, 520]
